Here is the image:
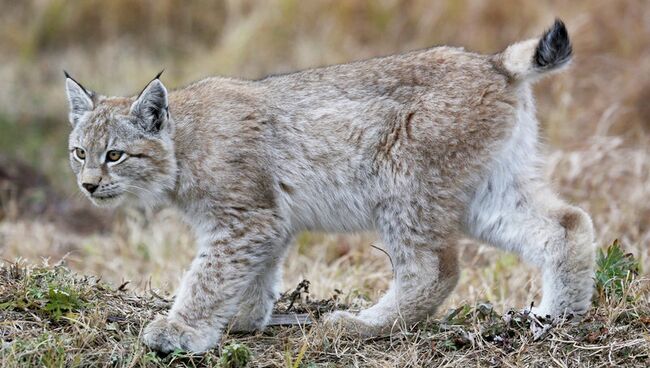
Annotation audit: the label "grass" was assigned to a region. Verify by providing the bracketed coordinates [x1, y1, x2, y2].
[595, 240, 640, 301]
[0, 242, 648, 367]
[220, 343, 252, 368]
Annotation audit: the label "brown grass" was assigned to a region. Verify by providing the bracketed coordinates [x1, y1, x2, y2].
[1, 261, 648, 367]
[0, 0, 649, 366]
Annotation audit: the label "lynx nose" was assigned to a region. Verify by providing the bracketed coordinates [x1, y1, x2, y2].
[82, 183, 99, 194]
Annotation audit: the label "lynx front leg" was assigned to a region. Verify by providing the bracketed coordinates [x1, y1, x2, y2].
[326, 201, 460, 335]
[142, 211, 284, 353]
[229, 243, 290, 332]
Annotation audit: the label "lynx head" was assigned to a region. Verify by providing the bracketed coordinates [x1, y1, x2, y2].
[65, 72, 177, 208]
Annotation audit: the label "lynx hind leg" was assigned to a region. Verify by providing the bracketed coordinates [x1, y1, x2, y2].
[325, 201, 460, 335]
[467, 179, 595, 318]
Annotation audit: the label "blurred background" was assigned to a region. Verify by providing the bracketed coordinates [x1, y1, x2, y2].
[0, 0, 648, 311]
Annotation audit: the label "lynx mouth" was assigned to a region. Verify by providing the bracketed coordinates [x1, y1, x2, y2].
[89, 192, 123, 207]
[92, 193, 120, 200]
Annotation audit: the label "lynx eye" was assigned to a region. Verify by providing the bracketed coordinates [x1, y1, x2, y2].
[74, 148, 86, 160]
[106, 150, 124, 162]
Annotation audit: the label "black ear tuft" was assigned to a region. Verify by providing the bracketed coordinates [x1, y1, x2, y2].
[64, 71, 94, 97]
[534, 19, 572, 71]
[155, 69, 165, 80]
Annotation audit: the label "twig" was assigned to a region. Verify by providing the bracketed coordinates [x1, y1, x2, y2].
[370, 243, 394, 273]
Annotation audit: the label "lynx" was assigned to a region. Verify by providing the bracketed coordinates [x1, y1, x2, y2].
[65, 20, 594, 353]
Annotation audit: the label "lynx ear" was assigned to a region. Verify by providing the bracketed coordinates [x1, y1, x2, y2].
[64, 71, 94, 126]
[130, 73, 168, 133]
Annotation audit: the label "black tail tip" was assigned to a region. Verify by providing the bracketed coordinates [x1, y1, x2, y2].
[534, 19, 572, 70]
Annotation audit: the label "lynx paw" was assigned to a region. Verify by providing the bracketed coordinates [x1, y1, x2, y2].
[229, 315, 269, 333]
[528, 306, 552, 319]
[526, 304, 587, 321]
[323, 311, 384, 337]
[142, 315, 214, 354]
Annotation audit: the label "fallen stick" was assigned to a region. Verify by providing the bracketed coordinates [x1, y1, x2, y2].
[267, 313, 313, 326]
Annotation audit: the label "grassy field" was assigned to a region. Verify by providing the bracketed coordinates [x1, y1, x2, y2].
[0, 243, 647, 367]
[1, 0, 649, 366]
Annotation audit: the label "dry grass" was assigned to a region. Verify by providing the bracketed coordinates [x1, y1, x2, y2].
[1, 259, 648, 368]
[1, 0, 649, 366]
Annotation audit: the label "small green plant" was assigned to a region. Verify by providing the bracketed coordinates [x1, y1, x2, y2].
[0, 266, 85, 321]
[443, 304, 473, 325]
[220, 342, 252, 368]
[595, 240, 639, 302]
[43, 285, 83, 320]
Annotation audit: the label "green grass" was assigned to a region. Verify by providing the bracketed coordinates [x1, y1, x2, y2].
[0, 266, 86, 321]
[220, 342, 252, 368]
[595, 239, 641, 302]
